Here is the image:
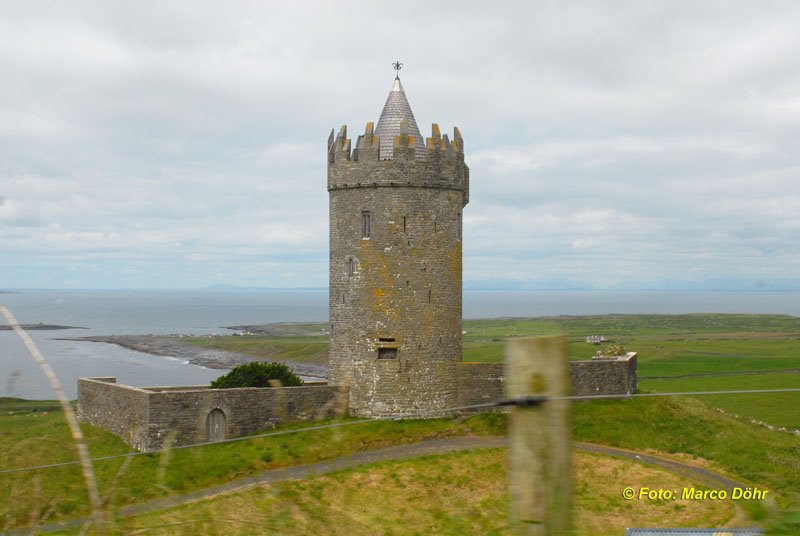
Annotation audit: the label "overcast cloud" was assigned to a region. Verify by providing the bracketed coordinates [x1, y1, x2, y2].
[1, 1, 798, 290]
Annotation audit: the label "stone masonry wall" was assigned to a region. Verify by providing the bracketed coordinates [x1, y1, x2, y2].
[328, 124, 469, 418]
[454, 354, 638, 411]
[145, 384, 346, 451]
[456, 363, 505, 410]
[79, 354, 635, 451]
[77, 378, 151, 451]
[78, 378, 347, 452]
[570, 354, 638, 396]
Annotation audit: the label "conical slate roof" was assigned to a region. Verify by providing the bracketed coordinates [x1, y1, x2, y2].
[374, 77, 426, 160]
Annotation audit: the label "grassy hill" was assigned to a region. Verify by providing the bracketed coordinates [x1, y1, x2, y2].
[2, 314, 797, 533]
[1, 395, 798, 533]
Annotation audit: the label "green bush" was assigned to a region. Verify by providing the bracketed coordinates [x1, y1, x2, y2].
[210, 361, 303, 389]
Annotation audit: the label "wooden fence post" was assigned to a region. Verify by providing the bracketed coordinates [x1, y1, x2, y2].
[505, 335, 572, 535]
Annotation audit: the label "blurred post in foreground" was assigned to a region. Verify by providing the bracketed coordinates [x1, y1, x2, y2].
[506, 335, 572, 535]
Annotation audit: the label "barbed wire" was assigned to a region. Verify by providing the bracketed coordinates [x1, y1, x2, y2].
[2, 387, 799, 476]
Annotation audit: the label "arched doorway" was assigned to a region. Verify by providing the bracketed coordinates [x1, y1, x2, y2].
[206, 408, 226, 442]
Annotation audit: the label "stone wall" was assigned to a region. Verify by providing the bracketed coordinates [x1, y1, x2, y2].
[570, 353, 638, 396]
[453, 354, 638, 411]
[78, 378, 348, 452]
[77, 378, 151, 451]
[78, 356, 636, 450]
[144, 384, 347, 450]
[456, 363, 505, 410]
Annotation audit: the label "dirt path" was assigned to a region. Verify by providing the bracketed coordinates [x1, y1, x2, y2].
[18, 437, 749, 534]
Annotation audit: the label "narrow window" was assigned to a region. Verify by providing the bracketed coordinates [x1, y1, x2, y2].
[378, 348, 398, 359]
[403, 216, 407, 233]
[347, 258, 354, 277]
[378, 337, 396, 342]
[428, 289, 432, 303]
[361, 211, 371, 239]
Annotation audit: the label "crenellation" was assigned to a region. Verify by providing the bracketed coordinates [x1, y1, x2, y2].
[328, 125, 352, 163]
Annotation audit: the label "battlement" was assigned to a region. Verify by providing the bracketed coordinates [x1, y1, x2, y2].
[327, 122, 469, 203]
[328, 122, 464, 164]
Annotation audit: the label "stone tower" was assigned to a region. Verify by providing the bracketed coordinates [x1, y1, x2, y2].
[327, 75, 469, 418]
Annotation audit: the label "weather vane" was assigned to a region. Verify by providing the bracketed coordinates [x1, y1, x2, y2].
[392, 60, 403, 78]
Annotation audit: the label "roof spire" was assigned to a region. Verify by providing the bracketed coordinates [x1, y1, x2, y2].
[375, 63, 426, 160]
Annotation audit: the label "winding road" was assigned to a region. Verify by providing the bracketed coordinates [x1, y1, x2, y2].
[12, 436, 748, 535]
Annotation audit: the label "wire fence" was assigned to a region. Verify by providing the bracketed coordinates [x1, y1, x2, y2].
[2, 387, 799, 476]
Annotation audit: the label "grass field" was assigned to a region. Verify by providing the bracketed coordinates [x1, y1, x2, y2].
[2, 314, 797, 533]
[0, 396, 63, 414]
[640, 373, 800, 429]
[1, 393, 798, 533]
[187, 335, 330, 365]
[186, 314, 800, 428]
[86, 449, 744, 536]
[0, 410, 501, 532]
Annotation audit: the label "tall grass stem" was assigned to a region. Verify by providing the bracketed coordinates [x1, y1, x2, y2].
[0, 305, 105, 532]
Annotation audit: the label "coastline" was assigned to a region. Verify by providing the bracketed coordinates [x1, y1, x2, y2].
[1, 324, 86, 330]
[58, 334, 330, 381]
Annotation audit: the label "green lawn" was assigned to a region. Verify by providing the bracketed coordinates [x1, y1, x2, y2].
[89, 449, 742, 536]
[186, 335, 330, 365]
[640, 373, 800, 429]
[0, 410, 501, 532]
[3, 314, 799, 532]
[463, 315, 800, 429]
[3, 397, 798, 534]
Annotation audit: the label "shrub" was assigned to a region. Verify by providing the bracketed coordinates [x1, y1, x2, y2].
[210, 361, 303, 389]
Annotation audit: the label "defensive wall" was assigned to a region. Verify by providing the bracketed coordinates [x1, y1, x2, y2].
[455, 352, 637, 411]
[77, 377, 346, 452]
[78, 353, 636, 451]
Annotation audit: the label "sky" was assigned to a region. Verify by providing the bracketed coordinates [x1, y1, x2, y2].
[1, 1, 799, 290]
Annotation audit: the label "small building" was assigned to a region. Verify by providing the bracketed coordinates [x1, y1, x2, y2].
[77, 377, 345, 451]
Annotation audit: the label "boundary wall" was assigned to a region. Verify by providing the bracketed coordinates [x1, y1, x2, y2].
[456, 353, 638, 410]
[78, 378, 347, 451]
[78, 354, 635, 451]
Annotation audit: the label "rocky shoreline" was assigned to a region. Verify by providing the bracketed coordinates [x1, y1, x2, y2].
[2, 323, 86, 330]
[58, 334, 329, 381]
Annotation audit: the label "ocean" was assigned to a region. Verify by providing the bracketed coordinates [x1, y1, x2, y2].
[1, 288, 798, 399]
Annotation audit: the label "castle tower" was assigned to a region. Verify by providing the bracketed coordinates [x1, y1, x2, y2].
[328, 75, 469, 417]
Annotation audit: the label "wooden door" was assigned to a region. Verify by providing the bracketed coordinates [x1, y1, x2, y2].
[206, 408, 226, 442]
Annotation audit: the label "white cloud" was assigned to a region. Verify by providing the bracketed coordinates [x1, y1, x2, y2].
[2, 1, 800, 289]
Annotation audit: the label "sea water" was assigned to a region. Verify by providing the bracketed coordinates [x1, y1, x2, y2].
[1, 289, 798, 399]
